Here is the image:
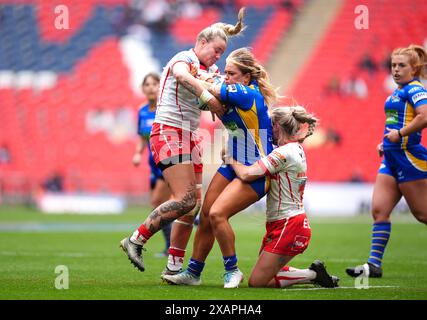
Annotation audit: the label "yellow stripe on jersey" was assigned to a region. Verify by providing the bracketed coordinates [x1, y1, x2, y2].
[409, 80, 424, 87]
[404, 149, 427, 172]
[236, 100, 266, 157]
[401, 101, 415, 149]
[265, 175, 271, 193]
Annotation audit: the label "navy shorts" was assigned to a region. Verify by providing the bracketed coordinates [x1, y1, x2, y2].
[379, 145, 427, 183]
[217, 164, 269, 199]
[149, 154, 164, 190]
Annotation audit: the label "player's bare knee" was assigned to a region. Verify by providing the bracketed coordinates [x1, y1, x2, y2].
[178, 189, 198, 214]
[371, 207, 390, 223]
[188, 199, 201, 217]
[208, 209, 224, 227]
[248, 276, 265, 288]
[178, 212, 196, 225]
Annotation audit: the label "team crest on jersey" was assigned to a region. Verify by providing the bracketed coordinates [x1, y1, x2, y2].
[390, 94, 401, 103]
[189, 62, 198, 76]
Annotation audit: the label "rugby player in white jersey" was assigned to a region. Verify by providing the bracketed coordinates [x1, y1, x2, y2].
[225, 106, 339, 288]
[120, 8, 246, 275]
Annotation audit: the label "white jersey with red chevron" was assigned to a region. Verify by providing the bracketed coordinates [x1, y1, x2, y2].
[258, 142, 307, 222]
[155, 48, 219, 132]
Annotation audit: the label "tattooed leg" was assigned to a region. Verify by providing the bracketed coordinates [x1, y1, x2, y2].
[144, 183, 197, 234]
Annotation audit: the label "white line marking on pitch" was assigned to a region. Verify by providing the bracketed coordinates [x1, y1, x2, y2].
[286, 286, 400, 291]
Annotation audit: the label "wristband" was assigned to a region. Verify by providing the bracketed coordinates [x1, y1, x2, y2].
[199, 89, 214, 105]
[398, 129, 403, 138]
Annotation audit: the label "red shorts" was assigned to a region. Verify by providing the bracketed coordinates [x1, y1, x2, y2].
[260, 213, 311, 256]
[150, 123, 203, 173]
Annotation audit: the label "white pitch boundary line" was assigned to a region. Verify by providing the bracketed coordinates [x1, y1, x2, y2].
[286, 285, 400, 291]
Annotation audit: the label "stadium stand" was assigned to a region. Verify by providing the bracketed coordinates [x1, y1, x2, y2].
[0, 0, 302, 199]
[286, 0, 427, 182]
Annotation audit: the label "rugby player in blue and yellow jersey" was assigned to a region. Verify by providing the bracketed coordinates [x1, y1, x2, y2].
[163, 48, 279, 288]
[347, 44, 427, 278]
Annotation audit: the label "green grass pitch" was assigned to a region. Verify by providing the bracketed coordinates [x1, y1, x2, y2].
[0, 205, 426, 300]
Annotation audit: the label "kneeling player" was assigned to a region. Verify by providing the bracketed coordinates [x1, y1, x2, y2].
[226, 106, 338, 288]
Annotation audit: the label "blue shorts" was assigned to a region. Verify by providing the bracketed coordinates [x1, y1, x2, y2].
[217, 164, 269, 199]
[379, 145, 427, 183]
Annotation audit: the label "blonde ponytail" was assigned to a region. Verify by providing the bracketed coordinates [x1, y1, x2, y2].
[270, 106, 318, 143]
[226, 47, 280, 106]
[197, 7, 246, 44]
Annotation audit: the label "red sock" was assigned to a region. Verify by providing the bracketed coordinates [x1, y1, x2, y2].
[137, 224, 153, 241]
[168, 247, 186, 258]
[167, 247, 186, 271]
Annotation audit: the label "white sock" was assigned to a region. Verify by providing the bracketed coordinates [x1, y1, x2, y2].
[274, 266, 316, 288]
[167, 247, 185, 272]
[130, 230, 146, 246]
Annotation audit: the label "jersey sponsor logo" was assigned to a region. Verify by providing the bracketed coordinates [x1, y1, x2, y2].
[412, 92, 427, 104]
[385, 110, 398, 124]
[408, 86, 422, 94]
[267, 155, 279, 167]
[223, 121, 238, 132]
[272, 150, 286, 161]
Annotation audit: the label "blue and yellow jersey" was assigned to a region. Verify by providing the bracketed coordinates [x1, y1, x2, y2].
[137, 103, 156, 140]
[383, 78, 427, 150]
[219, 79, 273, 165]
[137, 103, 158, 172]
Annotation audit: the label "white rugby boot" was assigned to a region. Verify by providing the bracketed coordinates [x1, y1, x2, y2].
[223, 268, 244, 288]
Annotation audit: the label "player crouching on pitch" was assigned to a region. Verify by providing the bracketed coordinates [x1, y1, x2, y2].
[227, 106, 339, 288]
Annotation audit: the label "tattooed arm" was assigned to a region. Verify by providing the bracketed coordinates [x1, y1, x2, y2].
[172, 61, 204, 96]
[172, 62, 226, 117]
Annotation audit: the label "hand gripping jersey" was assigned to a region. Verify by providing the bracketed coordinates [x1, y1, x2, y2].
[258, 142, 307, 222]
[155, 49, 219, 132]
[219, 80, 273, 165]
[383, 78, 427, 150]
